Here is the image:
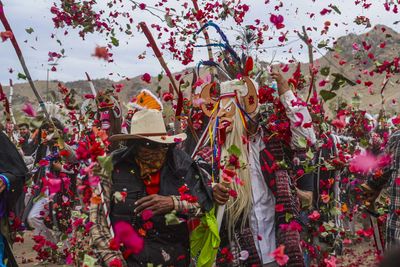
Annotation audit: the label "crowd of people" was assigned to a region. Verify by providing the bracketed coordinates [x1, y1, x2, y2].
[1, 62, 400, 267]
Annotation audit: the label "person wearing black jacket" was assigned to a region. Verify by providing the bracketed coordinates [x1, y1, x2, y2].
[0, 131, 27, 266]
[90, 109, 213, 267]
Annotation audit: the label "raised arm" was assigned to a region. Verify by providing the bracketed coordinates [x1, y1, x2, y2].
[271, 71, 316, 149]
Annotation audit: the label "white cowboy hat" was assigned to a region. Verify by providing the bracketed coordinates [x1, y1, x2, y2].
[109, 109, 186, 143]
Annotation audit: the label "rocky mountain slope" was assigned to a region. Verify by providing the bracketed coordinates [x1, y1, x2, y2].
[2, 24, 400, 121]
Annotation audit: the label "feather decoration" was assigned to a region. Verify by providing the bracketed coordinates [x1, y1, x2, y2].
[194, 43, 225, 48]
[196, 21, 240, 63]
[222, 58, 237, 79]
[244, 57, 254, 76]
[198, 60, 232, 80]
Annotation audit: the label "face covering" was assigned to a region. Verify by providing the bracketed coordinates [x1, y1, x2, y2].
[135, 145, 168, 180]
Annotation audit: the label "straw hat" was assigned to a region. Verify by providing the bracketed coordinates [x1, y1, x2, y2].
[109, 109, 186, 143]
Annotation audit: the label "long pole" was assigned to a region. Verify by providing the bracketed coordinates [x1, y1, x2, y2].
[84, 73, 113, 237]
[46, 68, 49, 102]
[191, 0, 214, 67]
[140, 21, 189, 134]
[8, 79, 16, 125]
[85, 72, 97, 97]
[139, 22, 179, 95]
[297, 26, 316, 103]
[0, 1, 52, 124]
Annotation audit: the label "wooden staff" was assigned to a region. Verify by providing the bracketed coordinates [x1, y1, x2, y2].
[0, 1, 53, 125]
[297, 26, 316, 103]
[139, 22, 179, 95]
[140, 21, 193, 135]
[191, 0, 214, 65]
[8, 79, 16, 125]
[85, 72, 97, 97]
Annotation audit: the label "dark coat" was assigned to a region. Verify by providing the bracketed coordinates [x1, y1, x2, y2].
[109, 146, 213, 267]
[0, 132, 27, 267]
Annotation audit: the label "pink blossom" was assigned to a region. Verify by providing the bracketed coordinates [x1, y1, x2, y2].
[141, 209, 153, 221]
[352, 43, 360, 51]
[324, 256, 337, 267]
[343, 238, 352, 245]
[112, 221, 144, 256]
[349, 153, 390, 174]
[392, 116, 400, 125]
[308, 210, 321, 221]
[269, 245, 289, 266]
[331, 115, 346, 129]
[22, 102, 37, 117]
[321, 192, 330, 204]
[41, 176, 62, 195]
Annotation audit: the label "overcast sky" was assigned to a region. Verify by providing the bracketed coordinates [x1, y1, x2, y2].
[0, 0, 399, 85]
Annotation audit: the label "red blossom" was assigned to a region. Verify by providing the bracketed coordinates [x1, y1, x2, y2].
[320, 8, 332, 15]
[0, 31, 13, 42]
[275, 204, 284, 212]
[141, 209, 153, 221]
[93, 46, 110, 61]
[269, 14, 285, 29]
[141, 73, 151, 83]
[228, 189, 238, 198]
[38, 159, 50, 167]
[162, 92, 173, 102]
[108, 237, 120, 250]
[109, 258, 123, 267]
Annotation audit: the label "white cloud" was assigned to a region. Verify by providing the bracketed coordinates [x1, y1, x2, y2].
[0, 0, 399, 86]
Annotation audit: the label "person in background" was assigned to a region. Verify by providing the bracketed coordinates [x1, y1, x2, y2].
[362, 129, 400, 250]
[23, 118, 77, 248]
[0, 131, 27, 266]
[17, 123, 35, 156]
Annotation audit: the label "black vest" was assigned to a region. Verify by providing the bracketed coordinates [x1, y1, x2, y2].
[109, 151, 190, 267]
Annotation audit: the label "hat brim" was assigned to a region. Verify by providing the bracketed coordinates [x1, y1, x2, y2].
[109, 132, 187, 144]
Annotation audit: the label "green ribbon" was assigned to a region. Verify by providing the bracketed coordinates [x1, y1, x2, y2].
[190, 207, 220, 267]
